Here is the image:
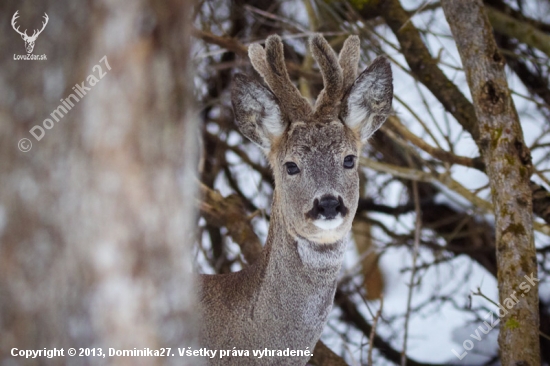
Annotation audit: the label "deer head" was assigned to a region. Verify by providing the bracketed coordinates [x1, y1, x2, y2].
[232, 35, 392, 244]
[12, 11, 49, 54]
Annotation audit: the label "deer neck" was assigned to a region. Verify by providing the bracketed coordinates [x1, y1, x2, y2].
[249, 192, 346, 338]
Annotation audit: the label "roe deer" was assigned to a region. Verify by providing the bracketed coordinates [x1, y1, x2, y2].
[199, 34, 392, 365]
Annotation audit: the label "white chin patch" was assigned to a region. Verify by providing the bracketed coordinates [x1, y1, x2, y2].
[313, 216, 344, 231]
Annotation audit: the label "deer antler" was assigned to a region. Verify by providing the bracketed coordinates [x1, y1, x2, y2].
[339, 36, 361, 94]
[310, 34, 343, 119]
[248, 35, 312, 122]
[29, 13, 49, 40]
[248, 34, 362, 122]
[11, 11, 28, 38]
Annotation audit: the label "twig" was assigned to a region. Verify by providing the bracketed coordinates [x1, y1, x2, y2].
[198, 183, 263, 264]
[486, 5, 550, 58]
[472, 287, 550, 342]
[360, 157, 550, 236]
[192, 28, 324, 82]
[398, 0, 435, 32]
[368, 295, 384, 366]
[392, 95, 443, 149]
[243, 4, 309, 33]
[386, 116, 484, 170]
[401, 181, 422, 366]
[299, 0, 317, 101]
[192, 28, 248, 56]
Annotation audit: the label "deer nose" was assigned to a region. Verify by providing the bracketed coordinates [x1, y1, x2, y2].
[306, 195, 349, 221]
[316, 195, 342, 219]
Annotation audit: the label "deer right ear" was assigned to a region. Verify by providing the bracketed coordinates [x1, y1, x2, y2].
[231, 74, 285, 150]
[340, 56, 393, 143]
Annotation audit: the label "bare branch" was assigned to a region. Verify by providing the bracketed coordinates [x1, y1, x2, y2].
[486, 5, 550, 58]
[199, 183, 263, 264]
[377, 0, 480, 141]
[360, 157, 550, 236]
[368, 295, 384, 366]
[386, 116, 485, 170]
[401, 181, 422, 366]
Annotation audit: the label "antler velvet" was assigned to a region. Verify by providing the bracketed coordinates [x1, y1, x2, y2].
[248, 35, 312, 121]
[248, 34, 361, 123]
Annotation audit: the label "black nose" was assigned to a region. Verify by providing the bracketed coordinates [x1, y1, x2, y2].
[317, 196, 340, 219]
[306, 195, 348, 220]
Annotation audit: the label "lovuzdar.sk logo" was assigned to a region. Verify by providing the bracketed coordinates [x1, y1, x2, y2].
[12, 10, 48, 61]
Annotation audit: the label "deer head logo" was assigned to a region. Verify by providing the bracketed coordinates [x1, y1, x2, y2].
[11, 11, 49, 54]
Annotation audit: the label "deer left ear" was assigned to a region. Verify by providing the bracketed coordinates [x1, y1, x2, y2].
[231, 73, 285, 151]
[340, 56, 393, 142]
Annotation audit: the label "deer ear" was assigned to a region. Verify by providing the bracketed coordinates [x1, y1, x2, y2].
[231, 74, 285, 150]
[341, 56, 393, 142]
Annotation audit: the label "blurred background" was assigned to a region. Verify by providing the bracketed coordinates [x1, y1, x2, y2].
[1, 0, 550, 365]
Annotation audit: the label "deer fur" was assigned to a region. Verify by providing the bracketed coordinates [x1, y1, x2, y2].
[199, 34, 393, 365]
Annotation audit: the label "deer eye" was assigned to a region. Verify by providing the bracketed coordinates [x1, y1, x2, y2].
[343, 155, 356, 169]
[285, 162, 300, 175]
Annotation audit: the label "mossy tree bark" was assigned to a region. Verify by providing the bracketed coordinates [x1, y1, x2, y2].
[442, 0, 540, 364]
[0, 0, 199, 364]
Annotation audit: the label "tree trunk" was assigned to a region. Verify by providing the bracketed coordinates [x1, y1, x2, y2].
[0, 1, 200, 365]
[442, 1, 540, 364]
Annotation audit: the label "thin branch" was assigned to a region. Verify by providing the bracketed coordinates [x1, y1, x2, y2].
[377, 0, 481, 141]
[472, 287, 550, 342]
[401, 181, 422, 366]
[198, 183, 263, 264]
[335, 289, 446, 366]
[360, 157, 550, 235]
[386, 116, 484, 170]
[192, 28, 322, 82]
[486, 5, 550, 58]
[192, 28, 248, 56]
[368, 295, 384, 366]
